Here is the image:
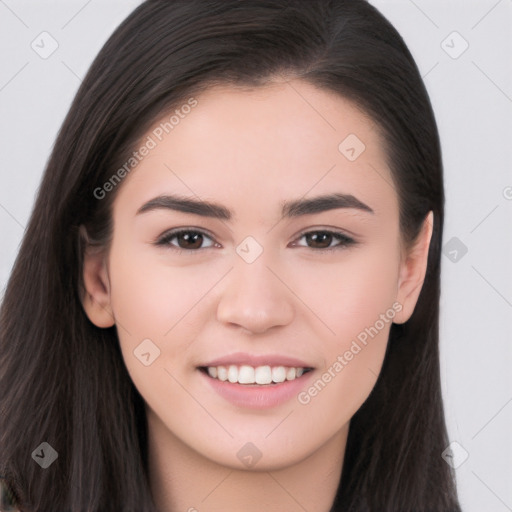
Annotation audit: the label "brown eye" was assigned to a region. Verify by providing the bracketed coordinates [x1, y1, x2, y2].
[156, 229, 216, 250]
[305, 232, 334, 249]
[174, 231, 204, 249]
[295, 230, 356, 251]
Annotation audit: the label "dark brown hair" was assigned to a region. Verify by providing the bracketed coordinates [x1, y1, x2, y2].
[0, 1, 461, 510]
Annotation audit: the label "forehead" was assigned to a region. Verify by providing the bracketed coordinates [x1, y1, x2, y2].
[115, 79, 397, 220]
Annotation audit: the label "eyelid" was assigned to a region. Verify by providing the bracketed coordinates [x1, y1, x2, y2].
[293, 226, 355, 240]
[294, 223, 359, 239]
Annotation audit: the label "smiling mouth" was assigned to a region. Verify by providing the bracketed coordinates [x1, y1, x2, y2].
[199, 365, 314, 386]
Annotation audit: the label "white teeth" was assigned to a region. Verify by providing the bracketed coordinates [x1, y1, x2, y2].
[204, 365, 308, 385]
[255, 365, 272, 385]
[217, 366, 228, 381]
[238, 365, 255, 384]
[271, 366, 286, 383]
[228, 365, 238, 383]
[286, 367, 296, 380]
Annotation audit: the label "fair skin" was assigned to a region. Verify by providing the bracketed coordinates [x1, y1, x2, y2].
[82, 78, 433, 512]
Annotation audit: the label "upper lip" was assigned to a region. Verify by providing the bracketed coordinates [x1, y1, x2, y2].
[200, 352, 313, 369]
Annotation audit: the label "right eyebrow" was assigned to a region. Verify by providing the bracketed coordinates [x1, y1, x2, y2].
[136, 194, 231, 219]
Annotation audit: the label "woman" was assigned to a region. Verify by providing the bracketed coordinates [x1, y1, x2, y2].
[0, 0, 462, 510]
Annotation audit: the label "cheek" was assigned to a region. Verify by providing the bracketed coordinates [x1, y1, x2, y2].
[106, 242, 216, 402]
[107, 240, 220, 337]
[296, 283, 395, 429]
[292, 238, 401, 339]
[292, 241, 400, 410]
[106, 239, 232, 389]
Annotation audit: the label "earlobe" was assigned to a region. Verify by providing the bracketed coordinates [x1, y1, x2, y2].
[81, 234, 115, 328]
[393, 211, 434, 325]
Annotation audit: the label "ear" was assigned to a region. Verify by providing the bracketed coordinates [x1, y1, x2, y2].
[393, 211, 434, 325]
[80, 228, 115, 328]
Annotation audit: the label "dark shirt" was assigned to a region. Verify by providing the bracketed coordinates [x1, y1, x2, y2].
[0, 478, 20, 511]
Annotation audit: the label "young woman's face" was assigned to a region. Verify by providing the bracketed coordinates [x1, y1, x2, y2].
[85, 79, 430, 471]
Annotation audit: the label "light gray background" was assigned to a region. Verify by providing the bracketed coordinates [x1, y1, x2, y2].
[1, 1, 511, 510]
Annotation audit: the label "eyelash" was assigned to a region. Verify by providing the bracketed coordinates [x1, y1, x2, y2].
[154, 228, 357, 254]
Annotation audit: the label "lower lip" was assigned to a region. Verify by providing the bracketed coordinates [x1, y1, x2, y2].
[199, 369, 314, 409]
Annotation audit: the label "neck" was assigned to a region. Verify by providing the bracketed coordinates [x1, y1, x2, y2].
[146, 409, 349, 512]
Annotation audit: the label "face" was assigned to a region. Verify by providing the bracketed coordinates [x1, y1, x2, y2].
[83, 78, 431, 471]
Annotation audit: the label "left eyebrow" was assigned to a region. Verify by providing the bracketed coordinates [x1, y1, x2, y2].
[135, 192, 374, 220]
[281, 193, 374, 217]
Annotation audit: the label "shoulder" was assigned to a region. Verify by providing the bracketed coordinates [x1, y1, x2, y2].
[0, 477, 21, 511]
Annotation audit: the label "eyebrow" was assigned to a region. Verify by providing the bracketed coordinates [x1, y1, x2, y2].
[136, 192, 374, 220]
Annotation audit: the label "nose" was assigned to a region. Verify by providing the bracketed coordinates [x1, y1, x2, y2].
[216, 249, 295, 335]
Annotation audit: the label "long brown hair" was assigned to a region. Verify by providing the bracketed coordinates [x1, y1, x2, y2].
[0, 1, 461, 510]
